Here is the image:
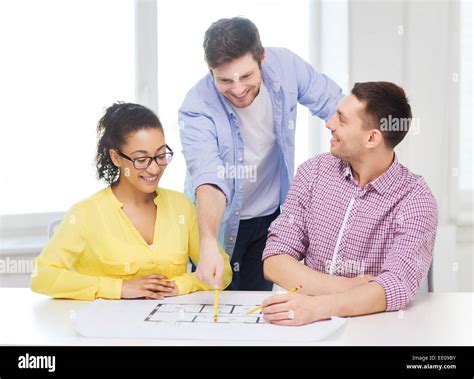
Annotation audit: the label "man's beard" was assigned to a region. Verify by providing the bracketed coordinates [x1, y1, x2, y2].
[226, 84, 260, 108]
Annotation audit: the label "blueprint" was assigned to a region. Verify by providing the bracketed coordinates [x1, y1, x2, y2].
[74, 291, 347, 342]
[145, 303, 265, 324]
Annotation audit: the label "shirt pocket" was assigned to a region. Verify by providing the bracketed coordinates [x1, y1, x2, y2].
[99, 257, 140, 277]
[160, 250, 189, 278]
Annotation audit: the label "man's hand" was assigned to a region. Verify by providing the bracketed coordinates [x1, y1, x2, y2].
[195, 184, 227, 289]
[262, 292, 333, 326]
[196, 238, 225, 289]
[121, 274, 178, 299]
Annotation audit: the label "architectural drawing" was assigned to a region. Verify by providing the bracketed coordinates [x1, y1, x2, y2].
[144, 303, 266, 324]
[74, 292, 347, 341]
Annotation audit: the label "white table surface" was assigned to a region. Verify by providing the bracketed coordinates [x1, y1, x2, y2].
[0, 289, 472, 346]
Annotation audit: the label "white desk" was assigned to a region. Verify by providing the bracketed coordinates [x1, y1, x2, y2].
[0, 289, 472, 346]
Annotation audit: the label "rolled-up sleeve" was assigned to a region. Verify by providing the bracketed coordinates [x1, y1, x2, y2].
[373, 191, 438, 311]
[179, 92, 231, 203]
[263, 159, 316, 262]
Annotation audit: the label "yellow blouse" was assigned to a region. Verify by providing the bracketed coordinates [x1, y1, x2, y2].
[31, 186, 232, 300]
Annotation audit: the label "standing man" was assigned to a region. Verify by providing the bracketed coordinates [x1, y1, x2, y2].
[179, 17, 343, 290]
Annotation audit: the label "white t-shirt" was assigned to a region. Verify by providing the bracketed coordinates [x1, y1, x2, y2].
[232, 82, 281, 220]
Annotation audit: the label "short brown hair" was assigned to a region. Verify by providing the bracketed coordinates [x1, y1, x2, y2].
[203, 17, 265, 69]
[351, 81, 412, 148]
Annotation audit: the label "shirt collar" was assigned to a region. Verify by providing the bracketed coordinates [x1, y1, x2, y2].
[341, 153, 401, 196]
[342, 163, 353, 180]
[261, 60, 281, 92]
[107, 186, 161, 208]
[370, 154, 401, 195]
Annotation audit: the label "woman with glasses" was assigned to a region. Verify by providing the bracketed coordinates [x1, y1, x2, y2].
[31, 102, 232, 300]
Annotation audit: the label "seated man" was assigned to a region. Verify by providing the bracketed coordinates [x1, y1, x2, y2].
[261, 81, 438, 326]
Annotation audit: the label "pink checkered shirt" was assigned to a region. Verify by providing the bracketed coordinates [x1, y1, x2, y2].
[263, 153, 438, 311]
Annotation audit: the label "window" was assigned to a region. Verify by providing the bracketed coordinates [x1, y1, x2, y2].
[0, 0, 350, 216]
[0, 0, 135, 215]
[0, 0, 347, 215]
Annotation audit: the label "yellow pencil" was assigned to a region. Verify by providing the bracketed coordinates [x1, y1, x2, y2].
[246, 284, 303, 315]
[214, 288, 219, 322]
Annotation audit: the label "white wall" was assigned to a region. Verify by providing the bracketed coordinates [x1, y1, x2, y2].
[348, 0, 472, 292]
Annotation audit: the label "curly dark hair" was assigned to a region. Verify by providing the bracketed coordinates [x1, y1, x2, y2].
[95, 102, 163, 185]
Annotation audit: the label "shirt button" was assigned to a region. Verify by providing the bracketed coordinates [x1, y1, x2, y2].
[229, 237, 234, 241]
[235, 211, 240, 216]
[238, 157, 243, 162]
[238, 185, 243, 190]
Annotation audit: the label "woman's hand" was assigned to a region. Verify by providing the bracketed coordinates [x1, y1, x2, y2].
[150, 279, 179, 299]
[121, 274, 179, 299]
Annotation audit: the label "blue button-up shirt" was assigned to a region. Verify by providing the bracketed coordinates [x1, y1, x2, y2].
[179, 47, 343, 257]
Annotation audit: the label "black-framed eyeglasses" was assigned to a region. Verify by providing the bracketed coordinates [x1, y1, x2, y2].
[116, 144, 174, 170]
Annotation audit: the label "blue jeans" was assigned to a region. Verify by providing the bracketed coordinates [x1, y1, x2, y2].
[227, 208, 280, 291]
